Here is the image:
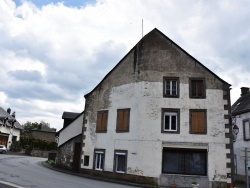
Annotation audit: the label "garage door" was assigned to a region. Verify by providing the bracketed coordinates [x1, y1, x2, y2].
[0, 135, 8, 146]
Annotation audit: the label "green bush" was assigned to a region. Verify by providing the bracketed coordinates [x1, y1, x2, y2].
[20, 136, 57, 151]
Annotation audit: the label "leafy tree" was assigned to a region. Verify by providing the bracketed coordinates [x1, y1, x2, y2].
[21, 121, 51, 136]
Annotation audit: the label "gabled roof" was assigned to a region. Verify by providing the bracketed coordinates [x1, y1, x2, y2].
[0, 107, 23, 129]
[232, 92, 250, 116]
[84, 28, 230, 98]
[62, 112, 80, 119]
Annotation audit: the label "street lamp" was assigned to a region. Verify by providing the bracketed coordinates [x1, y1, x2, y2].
[233, 124, 239, 135]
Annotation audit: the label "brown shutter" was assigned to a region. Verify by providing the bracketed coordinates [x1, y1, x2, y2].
[97, 112, 102, 131]
[102, 112, 107, 131]
[191, 111, 198, 133]
[123, 110, 129, 131]
[117, 109, 129, 132]
[191, 111, 205, 133]
[117, 111, 123, 131]
[198, 111, 205, 132]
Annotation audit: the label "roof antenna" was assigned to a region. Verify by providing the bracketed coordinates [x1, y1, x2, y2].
[142, 19, 143, 38]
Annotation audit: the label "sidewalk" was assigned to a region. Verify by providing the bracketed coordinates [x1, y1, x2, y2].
[41, 161, 153, 188]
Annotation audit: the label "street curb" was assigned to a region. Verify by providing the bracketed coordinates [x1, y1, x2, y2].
[40, 161, 156, 188]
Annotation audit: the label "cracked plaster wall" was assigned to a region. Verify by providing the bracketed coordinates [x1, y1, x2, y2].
[81, 30, 230, 187]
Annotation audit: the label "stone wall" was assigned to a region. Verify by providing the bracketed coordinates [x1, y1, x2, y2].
[31, 131, 56, 142]
[56, 135, 81, 170]
[30, 149, 57, 158]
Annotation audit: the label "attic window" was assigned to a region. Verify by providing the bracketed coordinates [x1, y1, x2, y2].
[190, 78, 206, 98]
[163, 77, 179, 98]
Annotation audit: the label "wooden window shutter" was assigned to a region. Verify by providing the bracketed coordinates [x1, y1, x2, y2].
[96, 111, 108, 132]
[123, 110, 129, 131]
[102, 112, 107, 131]
[97, 112, 103, 131]
[117, 109, 130, 132]
[191, 111, 205, 133]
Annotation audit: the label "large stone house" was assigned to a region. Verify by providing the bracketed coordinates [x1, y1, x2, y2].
[80, 28, 233, 187]
[0, 107, 23, 149]
[231, 87, 250, 181]
[56, 111, 83, 170]
[31, 125, 56, 142]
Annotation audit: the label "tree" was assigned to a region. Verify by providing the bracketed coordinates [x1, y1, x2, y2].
[21, 121, 51, 136]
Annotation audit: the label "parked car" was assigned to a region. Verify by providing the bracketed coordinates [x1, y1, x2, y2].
[0, 145, 7, 154]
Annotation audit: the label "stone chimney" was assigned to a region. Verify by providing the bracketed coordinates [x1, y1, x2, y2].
[241, 87, 250, 96]
[7, 108, 11, 114]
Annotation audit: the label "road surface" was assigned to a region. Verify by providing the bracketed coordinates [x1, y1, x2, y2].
[0, 154, 139, 188]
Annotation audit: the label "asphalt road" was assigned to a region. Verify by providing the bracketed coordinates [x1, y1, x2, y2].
[0, 153, 138, 188]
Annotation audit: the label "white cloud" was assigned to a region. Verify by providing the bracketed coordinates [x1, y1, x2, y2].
[0, 0, 249, 130]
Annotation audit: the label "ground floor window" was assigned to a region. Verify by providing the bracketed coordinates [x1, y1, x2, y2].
[94, 149, 105, 170]
[114, 150, 127, 173]
[162, 148, 207, 175]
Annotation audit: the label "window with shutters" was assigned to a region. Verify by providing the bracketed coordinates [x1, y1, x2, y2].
[116, 109, 130, 132]
[114, 150, 127, 173]
[163, 77, 179, 98]
[243, 119, 250, 141]
[162, 108, 180, 134]
[190, 109, 207, 134]
[96, 110, 108, 133]
[190, 78, 206, 98]
[94, 149, 105, 171]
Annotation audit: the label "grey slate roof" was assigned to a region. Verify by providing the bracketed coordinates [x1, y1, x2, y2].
[0, 107, 23, 129]
[232, 92, 250, 116]
[62, 112, 80, 119]
[56, 111, 84, 136]
[32, 125, 56, 132]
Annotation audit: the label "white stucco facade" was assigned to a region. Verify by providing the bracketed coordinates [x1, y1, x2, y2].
[0, 125, 21, 149]
[81, 28, 232, 187]
[233, 112, 250, 176]
[82, 82, 230, 186]
[58, 113, 83, 147]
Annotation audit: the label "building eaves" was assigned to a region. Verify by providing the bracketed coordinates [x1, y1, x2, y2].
[0, 107, 23, 129]
[232, 92, 250, 116]
[62, 112, 81, 119]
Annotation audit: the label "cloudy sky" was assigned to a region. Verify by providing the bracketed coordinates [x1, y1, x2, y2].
[0, 0, 249, 130]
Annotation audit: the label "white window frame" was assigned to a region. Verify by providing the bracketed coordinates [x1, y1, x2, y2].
[94, 151, 104, 170]
[164, 112, 178, 132]
[165, 80, 178, 96]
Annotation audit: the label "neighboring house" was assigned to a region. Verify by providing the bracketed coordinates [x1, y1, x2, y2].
[80, 28, 233, 187]
[56, 111, 83, 170]
[31, 125, 56, 142]
[0, 107, 23, 149]
[231, 87, 250, 180]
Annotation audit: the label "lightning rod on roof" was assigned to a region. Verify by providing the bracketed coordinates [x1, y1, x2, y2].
[142, 19, 143, 38]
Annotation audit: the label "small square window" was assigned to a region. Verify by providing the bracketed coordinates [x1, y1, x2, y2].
[83, 155, 90, 166]
[94, 149, 105, 170]
[162, 109, 180, 134]
[163, 77, 179, 98]
[114, 150, 127, 173]
[190, 78, 206, 98]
